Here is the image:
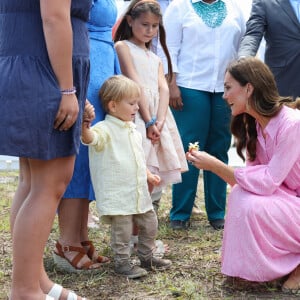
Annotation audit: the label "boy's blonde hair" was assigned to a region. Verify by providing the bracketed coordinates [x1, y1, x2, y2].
[99, 75, 141, 113]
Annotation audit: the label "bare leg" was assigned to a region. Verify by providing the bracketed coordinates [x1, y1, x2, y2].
[10, 156, 75, 300]
[80, 200, 110, 263]
[57, 198, 93, 267]
[80, 199, 90, 242]
[58, 198, 109, 265]
[10, 158, 30, 233]
[58, 198, 85, 246]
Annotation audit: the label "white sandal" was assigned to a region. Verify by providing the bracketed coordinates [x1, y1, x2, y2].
[48, 283, 87, 300]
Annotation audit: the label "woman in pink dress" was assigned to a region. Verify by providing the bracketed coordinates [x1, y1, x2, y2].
[187, 57, 300, 293]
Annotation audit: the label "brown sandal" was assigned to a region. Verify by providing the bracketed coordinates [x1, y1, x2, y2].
[53, 241, 102, 273]
[81, 240, 110, 264]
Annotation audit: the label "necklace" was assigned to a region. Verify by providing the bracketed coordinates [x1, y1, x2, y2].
[191, 0, 227, 28]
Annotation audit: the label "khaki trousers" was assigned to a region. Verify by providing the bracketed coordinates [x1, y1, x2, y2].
[110, 210, 158, 266]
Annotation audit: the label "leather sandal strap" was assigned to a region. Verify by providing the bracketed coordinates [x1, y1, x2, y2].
[81, 240, 95, 258]
[81, 240, 110, 264]
[55, 241, 86, 256]
[71, 251, 95, 270]
[55, 241, 96, 270]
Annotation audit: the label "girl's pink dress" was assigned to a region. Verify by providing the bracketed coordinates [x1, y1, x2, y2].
[222, 106, 300, 281]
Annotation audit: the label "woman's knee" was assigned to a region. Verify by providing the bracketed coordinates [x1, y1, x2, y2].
[29, 156, 75, 198]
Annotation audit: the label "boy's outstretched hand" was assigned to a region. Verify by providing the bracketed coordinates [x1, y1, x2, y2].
[83, 99, 95, 127]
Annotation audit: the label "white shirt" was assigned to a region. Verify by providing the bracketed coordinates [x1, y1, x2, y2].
[159, 0, 246, 92]
[84, 114, 153, 221]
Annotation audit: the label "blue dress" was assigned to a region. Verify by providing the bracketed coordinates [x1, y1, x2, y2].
[64, 0, 120, 200]
[0, 0, 92, 160]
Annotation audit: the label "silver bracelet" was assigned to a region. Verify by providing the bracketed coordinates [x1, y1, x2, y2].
[61, 87, 76, 95]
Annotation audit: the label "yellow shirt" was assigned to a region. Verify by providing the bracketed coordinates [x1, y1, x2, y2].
[84, 115, 153, 221]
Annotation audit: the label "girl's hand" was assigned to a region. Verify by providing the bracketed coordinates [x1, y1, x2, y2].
[148, 174, 161, 186]
[155, 119, 165, 132]
[147, 124, 160, 143]
[54, 94, 79, 131]
[169, 83, 183, 111]
[147, 171, 161, 186]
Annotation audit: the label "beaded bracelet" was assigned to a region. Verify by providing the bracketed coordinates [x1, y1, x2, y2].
[145, 116, 157, 128]
[61, 86, 77, 95]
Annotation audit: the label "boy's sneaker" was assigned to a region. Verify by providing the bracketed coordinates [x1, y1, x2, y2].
[114, 262, 148, 279]
[140, 256, 172, 271]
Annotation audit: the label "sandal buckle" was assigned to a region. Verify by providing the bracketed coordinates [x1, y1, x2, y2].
[62, 246, 71, 252]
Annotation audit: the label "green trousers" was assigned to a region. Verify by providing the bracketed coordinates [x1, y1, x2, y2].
[170, 87, 231, 222]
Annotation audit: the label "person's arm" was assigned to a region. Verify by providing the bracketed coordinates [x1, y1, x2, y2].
[187, 151, 237, 186]
[115, 41, 160, 141]
[81, 100, 95, 144]
[146, 169, 161, 186]
[168, 72, 183, 110]
[238, 0, 266, 58]
[40, 0, 79, 131]
[156, 62, 169, 132]
[188, 119, 300, 195]
[156, 2, 183, 111]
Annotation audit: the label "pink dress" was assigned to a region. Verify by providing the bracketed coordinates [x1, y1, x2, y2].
[222, 106, 300, 281]
[124, 40, 188, 187]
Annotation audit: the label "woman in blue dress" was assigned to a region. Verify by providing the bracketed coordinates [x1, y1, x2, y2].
[54, 0, 121, 273]
[0, 0, 91, 299]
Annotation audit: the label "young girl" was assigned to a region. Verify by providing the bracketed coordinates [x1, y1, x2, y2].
[114, 0, 188, 211]
[81, 75, 172, 279]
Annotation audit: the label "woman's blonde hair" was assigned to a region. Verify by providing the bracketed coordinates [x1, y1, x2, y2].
[99, 75, 141, 113]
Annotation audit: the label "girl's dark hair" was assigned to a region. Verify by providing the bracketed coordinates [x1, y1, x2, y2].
[113, 0, 173, 82]
[227, 57, 298, 162]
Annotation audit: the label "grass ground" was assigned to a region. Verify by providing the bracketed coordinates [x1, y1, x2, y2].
[0, 171, 298, 300]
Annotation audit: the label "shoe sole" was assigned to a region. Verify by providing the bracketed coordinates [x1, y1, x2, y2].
[141, 263, 172, 271]
[114, 270, 148, 279]
[170, 227, 189, 230]
[53, 252, 102, 274]
[282, 286, 300, 295]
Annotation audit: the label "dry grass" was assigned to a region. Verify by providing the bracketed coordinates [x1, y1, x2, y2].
[0, 171, 298, 300]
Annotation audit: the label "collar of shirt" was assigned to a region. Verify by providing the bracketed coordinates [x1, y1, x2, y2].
[256, 106, 288, 141]
[105, 114, 136, 130]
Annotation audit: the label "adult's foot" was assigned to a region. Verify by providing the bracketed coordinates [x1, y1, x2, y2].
[209, 219, 224, 230]
[47, 283, 87, 300]
[81, 240, 110, 264]
[282, 265, 300, 294]
[53, 241, 102, 273]
[170, 220, 190, 230]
